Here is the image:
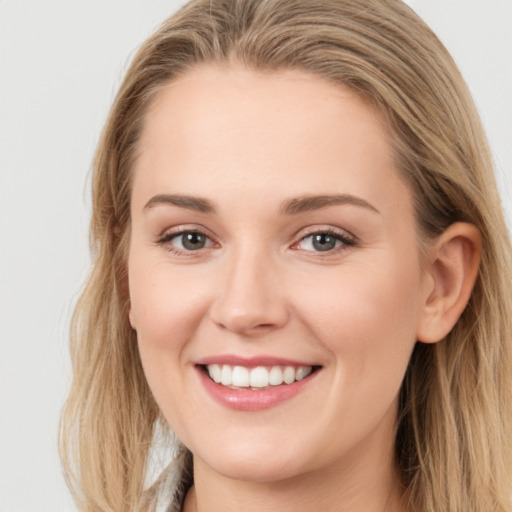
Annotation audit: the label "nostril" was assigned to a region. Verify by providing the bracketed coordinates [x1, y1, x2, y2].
[210, 306, 288, 336]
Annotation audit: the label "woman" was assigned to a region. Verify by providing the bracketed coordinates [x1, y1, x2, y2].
[59, 0, 512, 510]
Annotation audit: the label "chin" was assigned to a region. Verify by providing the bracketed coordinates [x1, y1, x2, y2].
[192, 437, 309, 483]
[210, 458, 301, 484]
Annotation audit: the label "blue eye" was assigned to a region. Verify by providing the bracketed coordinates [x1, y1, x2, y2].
[297, 230, 354, 252]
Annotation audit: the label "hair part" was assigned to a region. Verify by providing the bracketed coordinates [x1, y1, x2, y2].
[60, 1, 512, 510]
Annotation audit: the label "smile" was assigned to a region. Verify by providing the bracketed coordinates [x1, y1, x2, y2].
[196, 358, 321, 412]
[205, 364, 313, 389]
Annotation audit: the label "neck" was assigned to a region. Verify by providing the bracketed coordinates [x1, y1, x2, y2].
[183, 424, 406, 512]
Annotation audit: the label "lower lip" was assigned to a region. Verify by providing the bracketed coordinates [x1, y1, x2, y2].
[197, 366, 319, 412]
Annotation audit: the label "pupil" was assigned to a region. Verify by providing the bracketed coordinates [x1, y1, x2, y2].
[312, 234, 336, 252]
[183, 232, 205, 250]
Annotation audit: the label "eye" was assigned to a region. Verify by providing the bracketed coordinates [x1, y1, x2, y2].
[159, 230, 213, 252]
[295, 230, 355, 253]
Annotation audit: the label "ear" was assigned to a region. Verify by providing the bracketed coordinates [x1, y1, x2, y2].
[416, 222, 481, 344]
[128, 300, 137, 330]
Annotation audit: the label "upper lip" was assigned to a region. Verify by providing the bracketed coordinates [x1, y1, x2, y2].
[195, 355, 320, 368]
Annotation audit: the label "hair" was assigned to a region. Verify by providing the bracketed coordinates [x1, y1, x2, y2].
[59, 0, 512, 510]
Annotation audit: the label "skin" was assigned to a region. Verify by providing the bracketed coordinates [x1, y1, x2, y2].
[128, 65, 481, 512]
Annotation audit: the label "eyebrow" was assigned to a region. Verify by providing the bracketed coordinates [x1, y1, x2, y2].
[280, 194, 380, 215]
[144, 194, 216, 213]
[143, 193, 379, 215]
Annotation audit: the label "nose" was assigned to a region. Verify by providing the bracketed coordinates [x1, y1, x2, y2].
[209, 247, 289, 337]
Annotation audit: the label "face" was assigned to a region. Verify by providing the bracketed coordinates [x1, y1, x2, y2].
[128, 65, 430, 484]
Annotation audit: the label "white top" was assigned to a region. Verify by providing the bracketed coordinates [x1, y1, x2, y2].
[148, 451, 192, 512]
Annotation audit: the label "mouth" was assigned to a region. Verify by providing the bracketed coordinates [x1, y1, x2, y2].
[195, 356, 322, 411]
[200, 363, 320, 390]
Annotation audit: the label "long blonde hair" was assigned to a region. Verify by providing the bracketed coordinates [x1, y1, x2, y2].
[59, 1, 512, 510]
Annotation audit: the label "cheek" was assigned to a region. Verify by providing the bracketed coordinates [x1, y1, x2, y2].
[294, 254, 422, 386]
[128, 256, 212, 429]
[128, 256, 210, 351]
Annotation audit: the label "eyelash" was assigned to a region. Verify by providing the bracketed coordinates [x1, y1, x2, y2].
[156, 227, 356, 256]
[294, 228, 356, 253]
[157, 229, 214, 256]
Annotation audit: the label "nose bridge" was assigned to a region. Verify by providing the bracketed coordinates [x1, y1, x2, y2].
[210, 240, 288, 335]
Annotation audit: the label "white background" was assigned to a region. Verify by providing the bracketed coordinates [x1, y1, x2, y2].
[1, 1, 510, 511]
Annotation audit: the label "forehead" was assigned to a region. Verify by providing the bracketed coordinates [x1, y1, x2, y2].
[132, 64, 411, 219]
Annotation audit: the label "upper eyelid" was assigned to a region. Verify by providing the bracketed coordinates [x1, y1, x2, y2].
[294, 225, 357, 242]
[157, 224, 215, 240]
[160, 230, 212, 242]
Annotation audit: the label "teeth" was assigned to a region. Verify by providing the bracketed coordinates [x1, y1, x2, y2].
[206, 364, 313, 388]
[209, 364, 222, 383]
[221, 365, 232, 386]
[283, 366, 295, 384]
[269, 366, 284, 385]
[232, 366, 250, 387]
[250, 367, 269, 388]
[296, 366, 312, 381]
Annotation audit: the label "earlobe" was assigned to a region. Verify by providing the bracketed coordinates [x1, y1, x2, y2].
[416, 222, 481, 344]
[128, 302, 137, 330]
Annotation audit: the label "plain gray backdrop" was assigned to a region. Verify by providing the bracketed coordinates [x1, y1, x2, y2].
[1, 1, 511, 510]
